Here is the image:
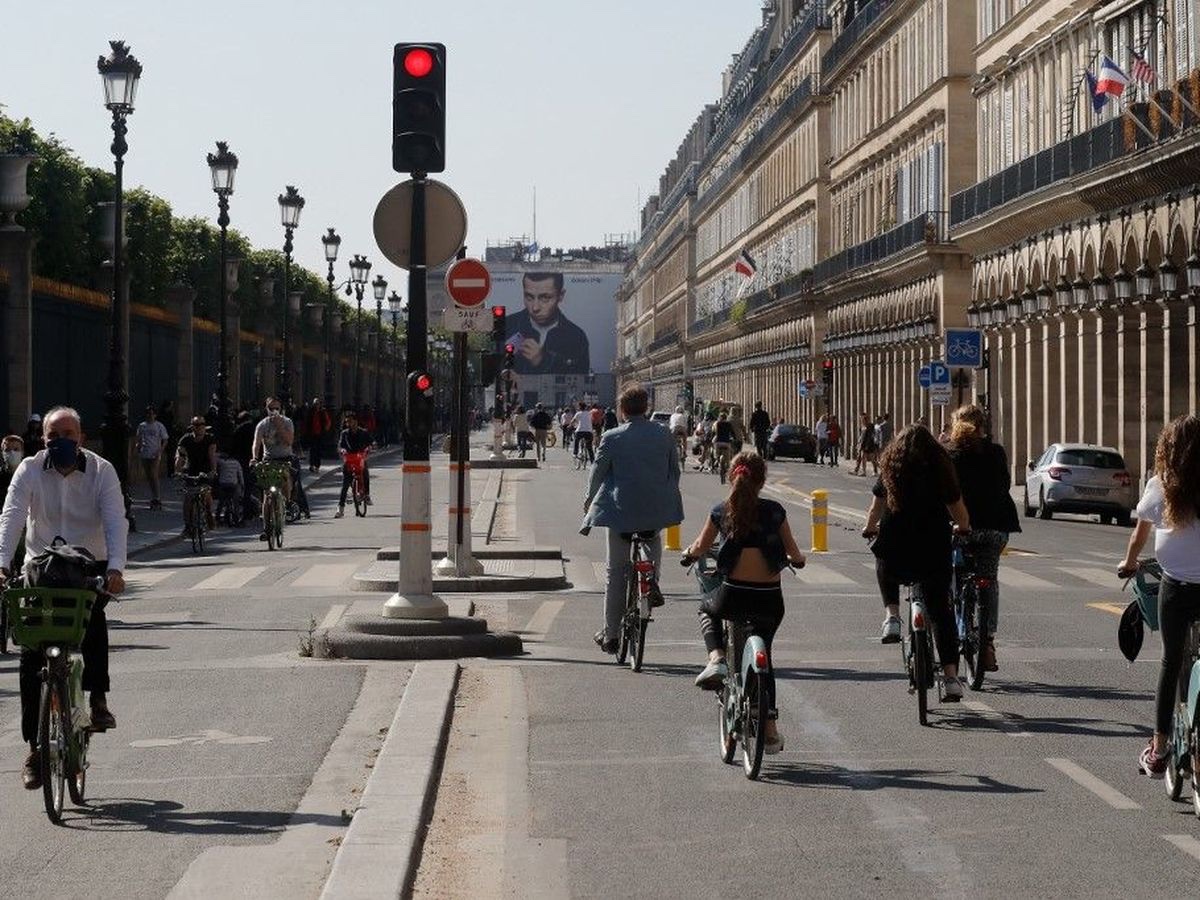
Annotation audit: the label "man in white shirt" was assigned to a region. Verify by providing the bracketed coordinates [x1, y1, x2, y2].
[135, 405, 170, 510]
[0, 406, 127, 789]
[571, 402, 595, 463]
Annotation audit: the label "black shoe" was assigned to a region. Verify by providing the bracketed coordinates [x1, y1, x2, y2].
[601, 637, 619, 654]
[258, 531, 268, 541]
[89, 700, 116, 731]
[22, 752, 41, 790]
[647, 582, 665, 609]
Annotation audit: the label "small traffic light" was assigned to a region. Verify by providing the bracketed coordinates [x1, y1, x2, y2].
[491, 304, 506, 350]
[393, 43, 446, 174]
[503, 343, 515, 369]
[479, 352, 500, 387]
[407, 369, 434, 434]
[822, 358, 834, 388]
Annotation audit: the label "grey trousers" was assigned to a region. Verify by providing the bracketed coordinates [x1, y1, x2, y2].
[605, 528, 663, 640]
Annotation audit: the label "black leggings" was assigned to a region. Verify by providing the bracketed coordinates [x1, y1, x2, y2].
[875, 558, 958, 670]
[698, 580, 784, 711]
[1155, 576, 1200, 734]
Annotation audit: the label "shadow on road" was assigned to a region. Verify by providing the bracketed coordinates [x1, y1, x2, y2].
[776, 666, 908, 684]
[67, 797, 345, 835]
[762, 764, 1041, 795]
[980, 680, 1153, 703]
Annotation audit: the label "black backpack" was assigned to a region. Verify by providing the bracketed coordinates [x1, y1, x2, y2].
[25, 537, 97, 590]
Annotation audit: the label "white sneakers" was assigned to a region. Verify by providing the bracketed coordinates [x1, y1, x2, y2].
[943, 678, 964, 702]
[880, 616, 902, 644]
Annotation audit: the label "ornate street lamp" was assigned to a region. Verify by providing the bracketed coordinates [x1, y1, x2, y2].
[1071, 274, 1091, 308]
[1021, 286, 1038, 318]
[277, 185, 305, 411]
[207, 140, 238, 442]
[97, 39, 142, 521]
[1159, 259, 1179, 297]
[348, 254, 371, 409]
[1135, 262, 1155, 302]
[966, 302, 981, 329]
[1053, 274, 1072, 310]
[1187, 253, 1200, 295]
[1113, 267, 1135, 304]
[1091, 273, 1112, 307]
[321, 228, 341, 413]
[372, 274, 388, 433]
[1006, 291, 1023, 321]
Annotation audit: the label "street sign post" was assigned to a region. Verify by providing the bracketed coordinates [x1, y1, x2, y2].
[373, 179, 467, 269]
[918, 365, 932, 389]
[443, 257, 492, 332]
[929, 359, 952, 406]
[944, 328, 984, 369]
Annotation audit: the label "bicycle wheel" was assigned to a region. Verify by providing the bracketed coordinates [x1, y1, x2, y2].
[38, 676, 69, 824]
[1190, 720, 1200, 819]
[274, 499, 285, 549]
[68, 731, 89, 806]
[718, 683, 737, 764]
[1, 599, 8, 654]
[958, 585, 981, 690]
[264, 496, 278, 551]
[616, 579, 632, 666]
[353, 476, 367, 517]
[196, 513, 206, 554]
[630, 616, 648, 673]
[741, 670, 769, 779]
[913, 632, 930, 727]
[190, 499, 201, 554]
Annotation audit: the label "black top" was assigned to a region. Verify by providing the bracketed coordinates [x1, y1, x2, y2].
[504, 310, 590, 375]
[231, 420, 256, 465]
[949, 441, 1021, 533]
[749, 409, 771, 436]
[529, 409, 553, 430]
[714, 420, 735, 444]
[339, 428, 372, 454]
[177, 432, 216, 476]
[709, 498, 788, 574]
[859, 425, 877, 452]
[871, 473, 960, 577]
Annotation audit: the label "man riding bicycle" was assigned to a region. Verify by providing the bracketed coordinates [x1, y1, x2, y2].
[0, 406, 127, 789]
[175, 415, 217, 537]
[713, 412, 736, 477]
[334, 409, 372, 518]
[669, 405, 689, 462]
[252, 398, 296, 540]
[582, 383, 682, 653]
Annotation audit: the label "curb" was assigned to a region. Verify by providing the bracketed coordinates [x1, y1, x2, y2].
[350, 572, 569, 593]
[377, 546, 563, 561]
[320, 660, 460, 900]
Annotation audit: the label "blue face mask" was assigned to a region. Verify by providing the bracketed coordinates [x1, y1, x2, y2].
[46, 437, 79, 469]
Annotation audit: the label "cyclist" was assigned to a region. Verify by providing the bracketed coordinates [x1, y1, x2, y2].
[947, 404, 1020, 672]
[863, 424, 971, 701]
[571, 401, 595, 464]
[252, 398, 296, 539]
[559, 407, 575, 452]
[669, 405, 689, 464]
[335, 409, 372, 518]
[685, 451, 805, 754]
[583, 383, 682, 653]
[0, 406, 126, 789]
[713, 411, 735, 478]
[1118, 414, 1200, 778]
[175, 415, 217, 536]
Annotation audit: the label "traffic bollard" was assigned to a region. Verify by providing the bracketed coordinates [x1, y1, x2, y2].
[811, 490, 828, 552]
[664, 524, 681, 551]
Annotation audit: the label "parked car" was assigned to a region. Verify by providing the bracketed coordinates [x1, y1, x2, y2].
[649, 411, 673, 428]
[1023, 443, 1136, 525]
[766, 424, 818, 463]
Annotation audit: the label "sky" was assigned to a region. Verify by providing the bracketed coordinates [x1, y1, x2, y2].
[2, 0, 762, 286]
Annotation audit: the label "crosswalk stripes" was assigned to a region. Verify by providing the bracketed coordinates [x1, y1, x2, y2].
[998, 568, 1059, 591]
[291, 563, 359, 589]
[800, 563, 856, 586]
[126, 569, 173, 587]
[1058, 566, 1119, 589]
[191, 566, 268, 590]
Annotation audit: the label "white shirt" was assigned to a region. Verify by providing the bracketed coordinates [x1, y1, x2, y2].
[560, 411, 573, 427]
[136, 420, 169, 460]
[1136, 476, 1200, 583]
[815, 420, 829, 441]
[572, 411, 593, 434]
[0, 449, 129, 574]
[669, 412, 688, 433]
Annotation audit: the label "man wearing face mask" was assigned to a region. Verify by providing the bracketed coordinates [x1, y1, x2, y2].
[0, 407, 127, 790]
[252, 398, 296, 539]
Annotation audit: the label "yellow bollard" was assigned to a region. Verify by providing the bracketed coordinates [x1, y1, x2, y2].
[811, 490, 828, 552]
[665, 524, 681, 551]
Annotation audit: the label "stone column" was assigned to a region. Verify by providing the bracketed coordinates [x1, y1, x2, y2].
[1097, 309, 1121, 451]
[1058, 313, 1081, 443]
[0, 229, 33, 429]
[1008, 325, 1026, 478]
[1139, 304, 1165, 484]
[258, 321, 277, 400]
[1077, 310, 1098, 443]
[1023, 320, 1044, 469]
[1115, 307, 1141, 468]
[166, 285, 195, 419]
[1163, 299, 1192, 423]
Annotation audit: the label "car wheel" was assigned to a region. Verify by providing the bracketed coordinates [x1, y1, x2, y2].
[1037, 488, 1053, 520]
[1023, 489, 1034, 518]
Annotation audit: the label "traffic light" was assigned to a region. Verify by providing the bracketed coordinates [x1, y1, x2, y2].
[504, 343, 516, 370]
[491, 304, 506, 349]
[822, 358, 834, 389]
[407, 369, 434, 434]
[479, 352, 500, 387]
[392, 43, 446, 174]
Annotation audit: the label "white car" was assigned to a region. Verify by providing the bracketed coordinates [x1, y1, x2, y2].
[649, 411, 673, 428]
[1023, 443, 1137, 525]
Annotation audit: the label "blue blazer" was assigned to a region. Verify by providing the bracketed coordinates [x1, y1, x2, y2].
[583, 417, 684, 531]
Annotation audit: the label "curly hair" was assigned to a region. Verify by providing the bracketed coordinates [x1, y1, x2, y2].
[949, 404, 988, 449]
[878, 424, 959, 513]
[721, 450, 766, 540]
[1155, 415, 1200, 528]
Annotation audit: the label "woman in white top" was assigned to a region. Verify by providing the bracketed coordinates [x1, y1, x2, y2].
[1119, 415, 1200, 778]
[512, 406, 531, 458]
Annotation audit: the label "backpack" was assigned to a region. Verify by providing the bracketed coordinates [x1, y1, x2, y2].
[25, 537, 97, 590]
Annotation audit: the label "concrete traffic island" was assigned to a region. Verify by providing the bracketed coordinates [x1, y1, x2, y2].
[350, 545, 569, 593]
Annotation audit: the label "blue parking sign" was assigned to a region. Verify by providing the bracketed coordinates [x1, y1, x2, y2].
[944, 328, 983, 369]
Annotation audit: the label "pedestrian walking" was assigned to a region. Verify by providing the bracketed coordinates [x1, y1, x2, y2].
[815, 414, 829, 464]
[749, 400, 772, 458]
[304, 399, 332, 472]
[513, 406, 532, 458]
[135, 405, 170, 509]
[559, 407, 575, 451]
[875, 411, 893, 450]
[529, 403, 553, 462]
[853, 412, 879, 476]
[20, 415, 43, 458]
[826, 416, 842, 467]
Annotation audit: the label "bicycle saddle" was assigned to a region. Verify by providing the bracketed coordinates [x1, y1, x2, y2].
[620, 530, 658, 541]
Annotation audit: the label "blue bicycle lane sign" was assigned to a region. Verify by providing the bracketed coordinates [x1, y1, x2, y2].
[944, 328, 983, 369]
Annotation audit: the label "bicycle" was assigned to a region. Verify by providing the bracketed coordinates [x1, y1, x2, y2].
[254, 460, 289, 550]
[4, 577, 106, 824]
[615, 530, 658, 673]
[215, 481, 244, 528]
[899, 580, 943, 726]
[180, 475, 211, 555]
[344, 450, 369, 517]
[952, 535, 989, 691]
[674, 432, 688, 473]
[715, 443, 732, 484]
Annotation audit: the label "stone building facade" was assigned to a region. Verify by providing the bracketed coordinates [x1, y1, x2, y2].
[617, 0, 1200, 486]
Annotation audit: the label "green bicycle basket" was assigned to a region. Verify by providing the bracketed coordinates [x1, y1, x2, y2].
[255, 461, 290, 491]
[1133, 560, 1162, 632]
[3, 588, 95, 649]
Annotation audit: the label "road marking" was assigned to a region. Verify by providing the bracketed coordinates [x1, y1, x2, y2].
[292, 562, 358, 589]
[961, 699, 1032, 737]
[130, 729, 272, 749]
[1060, 566, 1119, 589]
[1163, 834, 1200, 862]
[126, 569, 173, 586]
[800, 563, 857, 586]
[1001, 546, 1039, 556]
[319, 603, 346, 631]
[522, 600, 565, 640]
[190, 565, 267, 590]
[1046, 758, 1141, 809]
[1088, 602, 1126, 616]
[999, 568, 1059, 591]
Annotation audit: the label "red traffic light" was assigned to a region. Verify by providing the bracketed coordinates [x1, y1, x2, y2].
[403, 48, 434, 78]
[414, 373, 432, 392]
[491, 305, 506, 318]
[823, 358, 834, 369]
[504, 343, 514, 354]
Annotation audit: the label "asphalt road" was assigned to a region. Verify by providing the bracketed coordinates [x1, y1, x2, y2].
[0, 458, 408, 898]
[417, 445, 1194, 899]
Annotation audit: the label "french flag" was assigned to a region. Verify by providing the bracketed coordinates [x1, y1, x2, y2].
[734, 248, 757, 279]
[1095, 55, 1130, 98]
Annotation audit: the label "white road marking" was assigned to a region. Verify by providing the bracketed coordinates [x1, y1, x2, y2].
[961, 699, 1032, 737]
[292, 562, 358, 589]
[190, 565, 266, 591]
[1046, 757, 1141, 809]
[999, 567, 1059, 591]
[1163, 834, 1200, 862]
[126, 569, 174, 586]
[800, 563, 857, 586]
[1060, 566, 1120, 589]
[319, 603, 346, 631]
[522, 600, 565, 640]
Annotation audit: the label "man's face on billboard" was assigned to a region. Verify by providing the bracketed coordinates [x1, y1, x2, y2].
[523, 276, 563, 327]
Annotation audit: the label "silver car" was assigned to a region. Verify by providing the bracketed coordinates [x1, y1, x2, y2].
[1023, 443, 1137, 525]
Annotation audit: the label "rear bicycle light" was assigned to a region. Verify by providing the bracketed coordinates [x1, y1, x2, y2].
[975, 578, 993, 589]
[633, 560, 655, 574]
[912, 610, 926, 630]
[754, 649, 768, 669]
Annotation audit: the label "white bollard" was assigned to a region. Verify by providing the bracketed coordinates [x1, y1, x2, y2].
[490, 418, 506, 460]
[435, 459, 484, 576]
[383, 461, 448, 619]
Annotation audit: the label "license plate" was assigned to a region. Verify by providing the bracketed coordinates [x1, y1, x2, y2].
[1075, 486, 1108, 496]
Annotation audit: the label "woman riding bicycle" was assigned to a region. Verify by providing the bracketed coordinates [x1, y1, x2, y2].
[947, 404, 1020, 672]
[685, 451, 805, 754]
[863, 424, 971, 701]
[1118, 415, 1200, 778]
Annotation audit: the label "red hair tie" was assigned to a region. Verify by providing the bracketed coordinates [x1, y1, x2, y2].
[730, 464, 750, 480]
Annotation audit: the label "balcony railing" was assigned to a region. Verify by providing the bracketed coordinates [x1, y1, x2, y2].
[813, 210, 947, 284]
[821, 0, 889, 78]
[691, 269, 814, 335]
[647, 330, 680, 353]
[951, 96, 1200, 227]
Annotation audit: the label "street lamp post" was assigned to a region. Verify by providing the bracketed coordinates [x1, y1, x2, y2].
[97, 40, 142, 522]
[372, 274, 388, 438]
[206, 141, 238, 443]
[348, 254, 371, 409]
[321, 228, 341, 413]
[278, 186, 305, 412]
[389, 291, 404, 440]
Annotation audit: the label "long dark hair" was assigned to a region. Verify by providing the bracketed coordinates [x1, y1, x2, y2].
[721, 451, 766, 540]
[1155, 415, 1200, 528]
[879, 424, 959, 512]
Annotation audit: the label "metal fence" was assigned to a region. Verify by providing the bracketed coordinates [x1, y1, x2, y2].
[821, 0, 886, 77]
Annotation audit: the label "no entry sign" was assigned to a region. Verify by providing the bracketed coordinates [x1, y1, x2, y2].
[445, 258, 491, 307]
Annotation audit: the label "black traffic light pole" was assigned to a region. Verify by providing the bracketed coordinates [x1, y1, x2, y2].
[404, 175, 428, 460]
[451, 247, 468, 547]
